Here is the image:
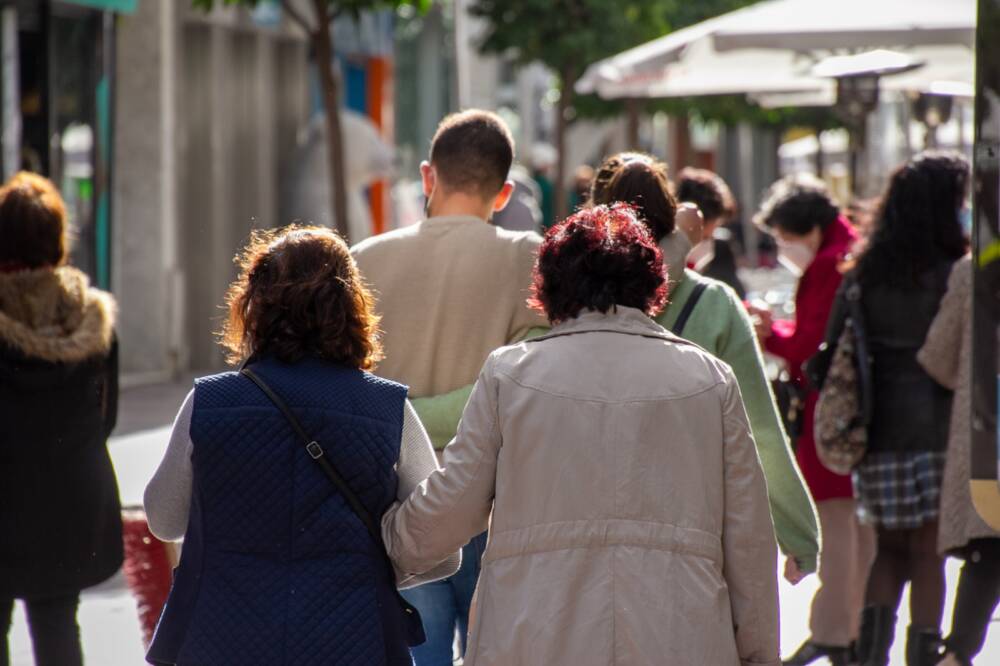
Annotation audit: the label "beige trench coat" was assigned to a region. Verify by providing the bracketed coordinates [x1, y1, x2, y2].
[383, 308, 780, 665]
[918, 255, 1000, 554]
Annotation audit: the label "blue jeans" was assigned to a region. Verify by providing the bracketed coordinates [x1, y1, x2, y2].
[402, 532, 487, 666]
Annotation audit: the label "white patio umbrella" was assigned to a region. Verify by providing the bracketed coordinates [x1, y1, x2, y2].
[712, 0, 974, 52]
[576, 0, 975, 100]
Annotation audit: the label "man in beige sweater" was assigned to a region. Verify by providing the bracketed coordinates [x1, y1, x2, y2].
[351, 109, 545, 665]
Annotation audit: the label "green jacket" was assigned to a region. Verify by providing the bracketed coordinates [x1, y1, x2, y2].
[411, 231, 819, 572]
[656, 268, 819, 573]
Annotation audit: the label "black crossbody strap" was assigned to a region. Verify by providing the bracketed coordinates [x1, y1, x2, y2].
[240, 366, 422, 625]
[239, 366, 423, 639]
[671, 281, 709, 336]
[240, 368, 381, 544]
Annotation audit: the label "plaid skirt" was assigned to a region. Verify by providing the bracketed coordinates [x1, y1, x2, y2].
[853, 451, 946, 529]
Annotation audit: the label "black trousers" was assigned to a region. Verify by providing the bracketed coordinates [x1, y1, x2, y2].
[0, 594, 83, 666]
[947, 537, 1000, 661]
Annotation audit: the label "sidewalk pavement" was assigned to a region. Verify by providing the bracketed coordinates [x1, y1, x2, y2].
[8, 377, 1000, 664]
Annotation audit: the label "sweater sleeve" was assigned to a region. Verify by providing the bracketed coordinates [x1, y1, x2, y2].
[508, 233, 548, 343]
[765, 254, 844, 374]
[410, 326, 548, 449]
[918, 257, 969, 390]
[144, 390, 195, 542]
[392, 401, 462, 588]
[719, 369, 781, 666]
[383, 355, 501, 575]
[716, 287, 819, 573]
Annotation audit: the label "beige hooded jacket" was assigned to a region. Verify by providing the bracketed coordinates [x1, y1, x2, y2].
[383, 307, 780, 666]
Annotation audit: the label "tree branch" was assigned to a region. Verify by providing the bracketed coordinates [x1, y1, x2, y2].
[280, 0, 314, 34]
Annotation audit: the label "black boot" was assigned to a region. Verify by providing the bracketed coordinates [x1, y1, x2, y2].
[782, 639, 852, 665]
[905, 626, 943, 666]
[856, 606, 896, 666]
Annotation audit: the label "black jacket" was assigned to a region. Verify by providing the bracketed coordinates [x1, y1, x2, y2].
[827, 260, 956, 455]
[0, 267, 122, 598]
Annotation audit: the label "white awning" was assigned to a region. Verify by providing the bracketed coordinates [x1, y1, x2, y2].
[576, 0, 975, 101]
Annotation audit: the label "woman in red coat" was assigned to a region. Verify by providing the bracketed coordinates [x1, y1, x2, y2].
[749, 176, 876, 666]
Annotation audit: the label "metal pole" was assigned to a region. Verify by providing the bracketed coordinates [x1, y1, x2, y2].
[1, 5, 20, 180]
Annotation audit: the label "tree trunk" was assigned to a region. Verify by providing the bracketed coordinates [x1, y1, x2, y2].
[625, 97, 640, 148]
[554, 66, 575, 223]
[312, 0, 351, 240]
[813, 129, 824, 177]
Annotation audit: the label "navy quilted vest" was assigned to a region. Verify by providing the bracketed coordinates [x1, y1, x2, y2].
[146, 357, 412, 666]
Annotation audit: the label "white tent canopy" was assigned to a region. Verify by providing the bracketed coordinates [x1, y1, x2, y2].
[576, 0, 975, 101]
[713, 0, 974, 51]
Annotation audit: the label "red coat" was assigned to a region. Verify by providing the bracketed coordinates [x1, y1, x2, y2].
[765, 216, 858, 502]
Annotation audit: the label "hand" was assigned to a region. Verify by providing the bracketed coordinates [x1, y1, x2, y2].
[674, 203, 704, 247]
[783, 556, 807, 585]
[746, 302, 773, 340]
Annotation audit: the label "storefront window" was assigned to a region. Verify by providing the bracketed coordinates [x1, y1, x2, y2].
[2, 1, 113, 288]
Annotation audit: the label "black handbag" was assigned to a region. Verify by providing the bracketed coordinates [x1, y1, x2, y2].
[772, 371, 808, 446]
[240, 367, 425, 647]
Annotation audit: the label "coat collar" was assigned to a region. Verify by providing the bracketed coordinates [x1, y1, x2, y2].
[533, 306, 687, 345]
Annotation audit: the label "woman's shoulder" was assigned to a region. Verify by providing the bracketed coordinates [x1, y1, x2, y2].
[677, 271, 747, 325]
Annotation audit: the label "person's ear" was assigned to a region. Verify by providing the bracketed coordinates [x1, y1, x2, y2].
[420, 161, 435, 198]
[492, 180, 516, 213]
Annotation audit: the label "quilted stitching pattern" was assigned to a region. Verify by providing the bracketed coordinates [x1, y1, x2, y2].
[176, 358, 407, 665]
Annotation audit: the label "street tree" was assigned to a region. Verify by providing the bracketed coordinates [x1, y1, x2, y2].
[470, 0, 759, 220]
[193, 0, 431, 241]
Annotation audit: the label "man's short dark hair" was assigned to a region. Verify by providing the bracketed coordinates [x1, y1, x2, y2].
[429, 110, 514, 198]
[675, 168, 735, 224]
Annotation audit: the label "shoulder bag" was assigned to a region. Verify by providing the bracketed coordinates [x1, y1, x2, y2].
[812, 277, 874, 474]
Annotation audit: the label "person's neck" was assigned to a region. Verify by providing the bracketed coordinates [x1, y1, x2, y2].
[428, 192, 493, 222]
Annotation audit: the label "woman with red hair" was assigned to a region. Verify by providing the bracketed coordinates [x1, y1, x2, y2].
[383, 204, 780, 665]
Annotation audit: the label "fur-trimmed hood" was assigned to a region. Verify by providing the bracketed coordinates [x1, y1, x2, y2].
[0, 266, 116, 363]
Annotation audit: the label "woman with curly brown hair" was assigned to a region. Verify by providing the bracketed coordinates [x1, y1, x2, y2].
[143, 226, 459, 666]
[383, 204, 780, 665]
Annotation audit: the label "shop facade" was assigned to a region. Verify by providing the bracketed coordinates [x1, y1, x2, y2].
[0, 0, 134, 290]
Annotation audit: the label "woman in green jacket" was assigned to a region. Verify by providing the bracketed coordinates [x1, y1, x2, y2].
[414, 153, 819, 580]
[594, 152, 820, 579]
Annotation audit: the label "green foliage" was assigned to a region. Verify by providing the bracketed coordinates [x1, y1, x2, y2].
[470, 0, 835, 128]
[469, 0, 674, 82]
[647, 95, 841, 129]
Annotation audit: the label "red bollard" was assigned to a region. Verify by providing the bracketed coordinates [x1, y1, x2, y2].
[121, 508, 175, 647]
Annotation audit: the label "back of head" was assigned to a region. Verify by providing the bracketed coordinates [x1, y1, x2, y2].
[600, 157, 677, 243]
[591, 152, 650, 205]
[0, 172, 68, 270]
[430, 110, 514, 198]
[859, 150, 969, 286]
[754, 174, 839, 236]
[220, 226, 382, 369]
[529, 203, 667, 324]
[676, 168, 735, 224]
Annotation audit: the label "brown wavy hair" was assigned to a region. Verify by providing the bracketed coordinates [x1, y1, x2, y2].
[219, 226, 383, 368]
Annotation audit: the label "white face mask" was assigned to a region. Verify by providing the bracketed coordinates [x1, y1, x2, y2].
[777, 241, 817, 276]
